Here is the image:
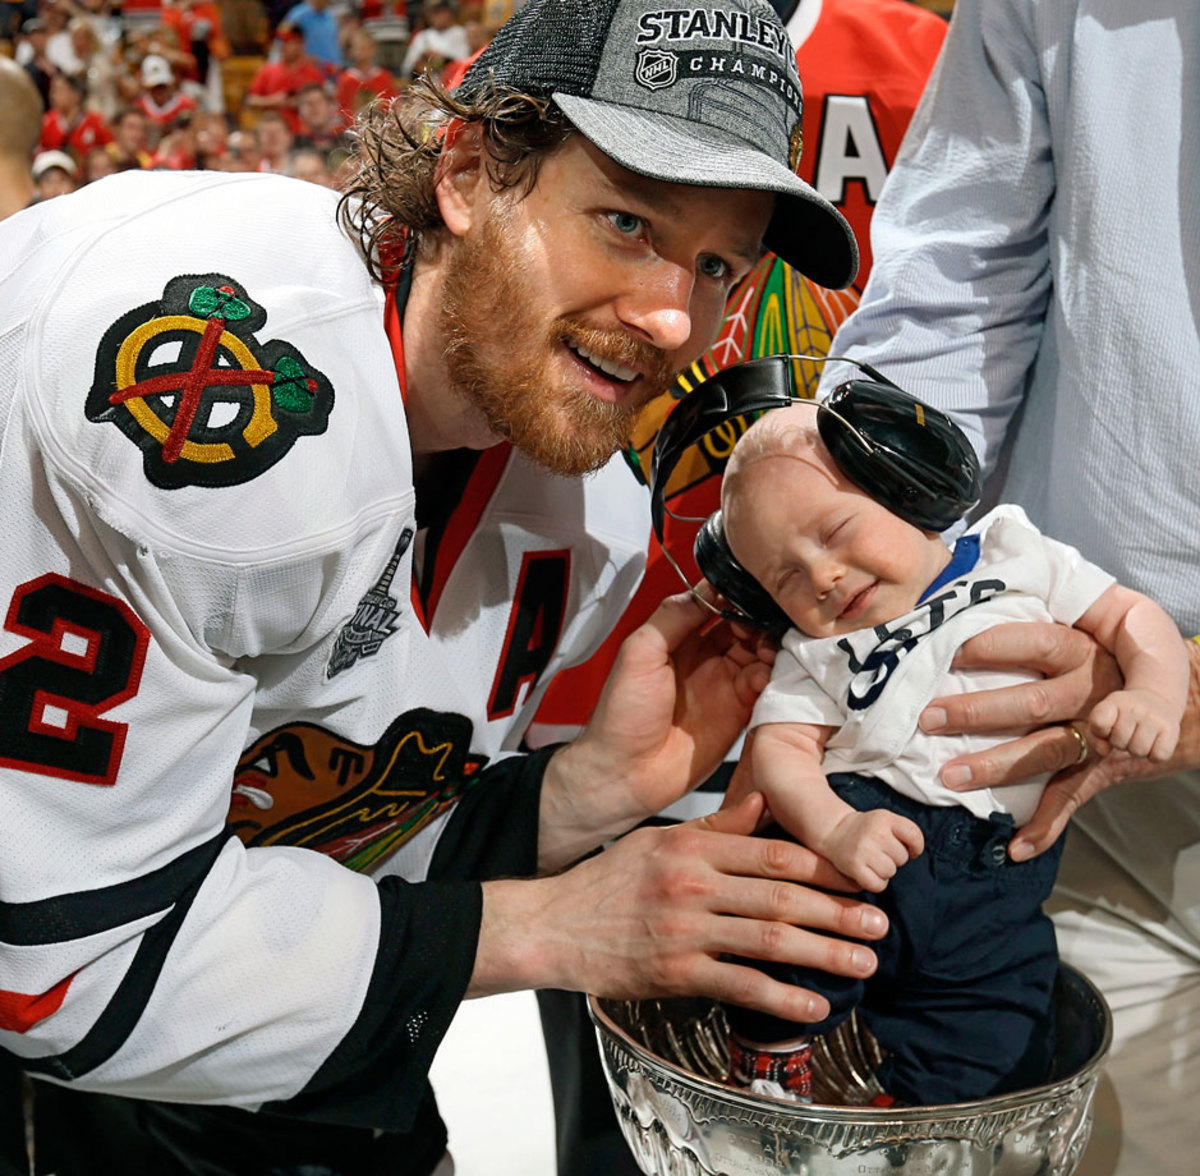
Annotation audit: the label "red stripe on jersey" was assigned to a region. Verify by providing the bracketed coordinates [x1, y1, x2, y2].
[0, 973, 74, 1033]
[383, 283, 408, 402]
[421, 445, 511, 626]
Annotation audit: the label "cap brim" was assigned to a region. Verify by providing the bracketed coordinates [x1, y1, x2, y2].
[553, 92, 858, 290]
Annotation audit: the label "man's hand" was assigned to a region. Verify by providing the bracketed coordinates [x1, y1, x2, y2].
[918, 623, 1200, 860]
[818, 809, 924, 893]
[539, 590, 773, 871]
[471, 795, 888, 1024]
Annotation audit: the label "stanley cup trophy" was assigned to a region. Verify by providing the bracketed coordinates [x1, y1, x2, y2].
[588, 965, 1111, 1176]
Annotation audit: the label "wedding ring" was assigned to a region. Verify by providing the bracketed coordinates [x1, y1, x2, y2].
[1066, 723, 1090, 766]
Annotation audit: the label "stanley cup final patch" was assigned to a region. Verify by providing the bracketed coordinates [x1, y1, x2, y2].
[86, 274, 335, 490]
[327, 527, 414, 678]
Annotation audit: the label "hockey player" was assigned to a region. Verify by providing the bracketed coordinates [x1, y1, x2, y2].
[0, 1, 884, 1173]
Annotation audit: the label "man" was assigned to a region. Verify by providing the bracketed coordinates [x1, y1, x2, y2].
[292, 81, 350, 154]
[289, 143, 332, 185]
[0, 56, 42, 220]
[402, 0, 470, 80]
[245, 27, 327, 134]
[336, 27, 398, 123]
[0, 2, 880, 1174]
[255, 108, 295, 172]
[106, 106, 152, 170]
[224, 127, 264, 173]
[278, 0, 342, 73]
[819, 0, 1200, 1171]
[17, 17, 55, 108]
[30, 147, 80, 199]
[132, 52, 199, 139]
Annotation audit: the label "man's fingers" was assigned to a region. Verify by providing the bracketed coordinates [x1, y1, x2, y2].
[938, 723, 1093, 791]
[922, 680, 1061, 736]
[654, 582, 749, 654]
[920, 622, 1120, 736]
[627, 589, 714, 658]
[704, 866, 888, 940]
[1008, 765, 1106, 860]
[947, 621, 1096, 677]
[675, 957, 838, 1024]
[707, 907, 881, 975]
[698, 791, 766, 835]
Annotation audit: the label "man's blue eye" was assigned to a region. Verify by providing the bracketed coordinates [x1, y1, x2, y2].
[698, 255, 729, 279]
[610, 212, 642, 234]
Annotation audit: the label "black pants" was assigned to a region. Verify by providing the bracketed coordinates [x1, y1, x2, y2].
[536, 989, 641, 1176]
[0, 1054, 25, 1176]
[0, 1058, 446, 1176]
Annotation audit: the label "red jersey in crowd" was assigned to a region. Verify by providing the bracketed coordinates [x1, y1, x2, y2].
[792, 0, 948, 280]
[335, 65, 398, 122]
[39, 109, 114, 157]
[249, 58, 328, 133]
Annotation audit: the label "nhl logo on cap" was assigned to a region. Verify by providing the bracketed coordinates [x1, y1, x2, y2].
[635, 47, 677, 91]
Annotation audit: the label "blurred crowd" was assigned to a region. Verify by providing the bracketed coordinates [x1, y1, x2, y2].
[0, 0, 520, 204]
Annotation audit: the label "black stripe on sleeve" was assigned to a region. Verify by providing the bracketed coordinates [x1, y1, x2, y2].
[0, 830, 230, 946]
[14, 831, 232, 1081]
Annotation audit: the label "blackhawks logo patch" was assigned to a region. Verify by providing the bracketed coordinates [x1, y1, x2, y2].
[228, 708, 488, 873]
[86, 274, 335, 489]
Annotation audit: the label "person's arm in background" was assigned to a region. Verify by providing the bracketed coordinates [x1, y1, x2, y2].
[818, 0, 1054, 478]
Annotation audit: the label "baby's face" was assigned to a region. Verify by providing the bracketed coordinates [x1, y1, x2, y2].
[725, 449, 951, 638]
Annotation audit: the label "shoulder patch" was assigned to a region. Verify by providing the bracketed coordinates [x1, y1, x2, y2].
[327, 527, 413, 679]
[85, 274, 335, 489]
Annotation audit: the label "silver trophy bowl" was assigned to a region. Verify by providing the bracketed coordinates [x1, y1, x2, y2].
[588, 965, 1111, 1175]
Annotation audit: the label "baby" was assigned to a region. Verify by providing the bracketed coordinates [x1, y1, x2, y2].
[718, 403, 1188, 1106]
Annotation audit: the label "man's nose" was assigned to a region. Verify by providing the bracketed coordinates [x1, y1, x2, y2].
[614, 260, 695, 354]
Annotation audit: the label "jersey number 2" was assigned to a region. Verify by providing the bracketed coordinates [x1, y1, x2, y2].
[0, 574, 149, 785]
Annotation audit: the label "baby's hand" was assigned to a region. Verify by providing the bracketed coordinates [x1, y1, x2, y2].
[821, 809, 924, 893]
[1088, 688, 1181, 761]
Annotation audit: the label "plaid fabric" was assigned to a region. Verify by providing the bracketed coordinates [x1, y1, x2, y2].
[728, 1036, 813, 1098]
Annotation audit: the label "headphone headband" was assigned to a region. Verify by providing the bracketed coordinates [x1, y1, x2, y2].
[649, 356, 797, 541]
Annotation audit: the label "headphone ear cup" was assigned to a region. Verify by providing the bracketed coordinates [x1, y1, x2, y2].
[818, 380, 981, 532]
[694, 512, 792, 635]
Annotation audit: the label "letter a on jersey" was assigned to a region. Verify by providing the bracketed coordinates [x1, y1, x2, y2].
[488, 551, 569, 720]
[86, 274, 334, 489]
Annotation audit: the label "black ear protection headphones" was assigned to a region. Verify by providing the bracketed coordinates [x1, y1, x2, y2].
[649, 354, 982, 635]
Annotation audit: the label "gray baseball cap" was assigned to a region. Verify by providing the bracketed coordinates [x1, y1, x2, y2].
[460, 0, 858, 290]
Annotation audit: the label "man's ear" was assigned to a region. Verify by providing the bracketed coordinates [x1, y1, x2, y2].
[434, 120, 487, 238]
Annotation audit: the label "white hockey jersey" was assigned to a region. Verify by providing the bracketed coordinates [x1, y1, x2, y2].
[0, 171, 649, 1117]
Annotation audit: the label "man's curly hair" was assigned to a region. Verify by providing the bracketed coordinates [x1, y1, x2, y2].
[339, 75, 575, 281]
